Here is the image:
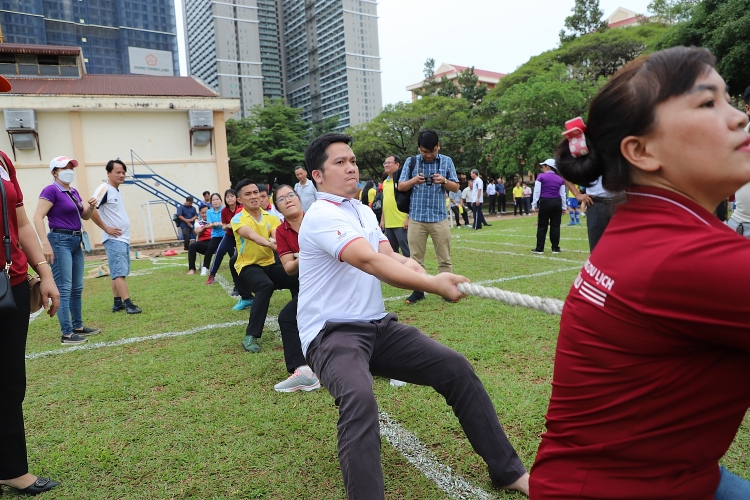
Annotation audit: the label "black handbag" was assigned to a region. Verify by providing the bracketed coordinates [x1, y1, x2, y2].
[0, 166, 16, 313]
[394, 156, 418, 214]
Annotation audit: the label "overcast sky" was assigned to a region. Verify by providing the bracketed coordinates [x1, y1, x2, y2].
[175, 1, 653, 105]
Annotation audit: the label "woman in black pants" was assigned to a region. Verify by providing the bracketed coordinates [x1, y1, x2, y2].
[0, 141, 61, 495]
[531, 159, 566, 254]
[271, 185, 320, 392]
[187, 206, 212, 273]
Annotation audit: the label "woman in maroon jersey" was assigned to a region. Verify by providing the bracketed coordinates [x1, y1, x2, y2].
[0, 75, 62, 495]
[531, 46, 750, 499]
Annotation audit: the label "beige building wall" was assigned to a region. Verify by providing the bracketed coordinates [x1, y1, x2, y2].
[0, 97, 239, 246]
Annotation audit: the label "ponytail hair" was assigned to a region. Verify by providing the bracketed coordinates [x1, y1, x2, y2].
[555, 46, 716, 192]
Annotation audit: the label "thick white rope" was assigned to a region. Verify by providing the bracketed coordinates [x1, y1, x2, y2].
[457, 282, 564, 316]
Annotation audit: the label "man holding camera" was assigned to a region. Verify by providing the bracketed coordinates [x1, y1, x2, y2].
[397, 130, 460, 304]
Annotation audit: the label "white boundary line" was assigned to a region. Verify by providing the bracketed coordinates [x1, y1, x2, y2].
[453, 245, 585, 264]
[26, 259, 503, 498]
[25, 321, 245, 360]
[459, 232, 590, 242]
[458, 239, 590, 254]
[378, 412, 493, 500]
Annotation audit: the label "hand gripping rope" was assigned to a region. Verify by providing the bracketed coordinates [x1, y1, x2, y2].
[456, 282, 565, 316]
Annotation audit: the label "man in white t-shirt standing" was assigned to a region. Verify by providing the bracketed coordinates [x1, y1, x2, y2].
[89, 159, 141, 314]
[470, 169, 490, 229]
[297, 133, 529, 499]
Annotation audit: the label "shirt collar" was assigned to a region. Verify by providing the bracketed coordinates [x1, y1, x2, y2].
[53, 180, 72, 192]
[315, 191, 362, 206]
[625, 185, 720, 228]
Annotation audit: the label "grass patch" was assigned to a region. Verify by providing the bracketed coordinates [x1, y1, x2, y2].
[11, 216, 748, 498]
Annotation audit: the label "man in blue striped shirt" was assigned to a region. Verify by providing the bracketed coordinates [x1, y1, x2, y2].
[397, 130, 460, 304]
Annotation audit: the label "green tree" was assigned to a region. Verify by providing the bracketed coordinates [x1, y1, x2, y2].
[226, 98, 307, 186]
[491, 23, 668, 97]
[310, 115, 340, 139]
[482, 65, 603, 177]
[658, 0, 750, 97]
[560, 0, 609, 43]
[346, 96, 481, 179]
[413, 58, 441, 98]
[648, 0, 700, 25]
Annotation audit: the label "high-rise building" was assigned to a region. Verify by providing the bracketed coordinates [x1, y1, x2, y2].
[183, 0, 381, 128]
[282, 0, 381, 130]
[0, 0, 179, 76]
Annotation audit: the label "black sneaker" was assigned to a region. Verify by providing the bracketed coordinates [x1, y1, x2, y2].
[125, 303, 142, 314]
[531, 248, 544, 254]
[405, 291, 425, 305]
[112, 304, 126, 312]
[61, 333, 88, 345]
[552, 247, 561, 254]
[73, 326, 101, 336]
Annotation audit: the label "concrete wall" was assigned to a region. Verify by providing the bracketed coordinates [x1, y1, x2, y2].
[0, 104, 235, 246]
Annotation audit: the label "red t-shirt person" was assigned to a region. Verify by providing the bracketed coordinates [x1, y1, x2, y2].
[0, 152, 28, 286]
[275, 217, 300, 259]
[531, 186, 750, 500]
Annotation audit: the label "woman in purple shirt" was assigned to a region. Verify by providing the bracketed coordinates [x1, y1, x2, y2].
[33, 156, 100, 345]
[531, 159, 567, 254]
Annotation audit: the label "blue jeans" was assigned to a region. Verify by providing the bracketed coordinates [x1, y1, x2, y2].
[48, 231, 84, 336]
[716, 466, 750, 500]
[209, 232, 236, 276]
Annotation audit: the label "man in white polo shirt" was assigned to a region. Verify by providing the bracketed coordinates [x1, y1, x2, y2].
[297, 133, 529, 499]
[90, 159, 141, 314]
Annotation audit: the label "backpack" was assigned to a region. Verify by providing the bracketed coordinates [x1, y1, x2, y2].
[371, 190, 383, 216]
[393, 156, 418, 214]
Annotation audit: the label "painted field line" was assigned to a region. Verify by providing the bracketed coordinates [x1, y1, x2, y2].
[459, 239, 590, 254]
[453, 246, 585, 265]
[458, 232, 589, 242]
[25, 321, 245, 360]
[379, 412, 494, 500]
[214, 272, 237, 299]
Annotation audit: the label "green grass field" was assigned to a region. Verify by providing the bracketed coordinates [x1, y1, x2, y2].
[14, 215, 750, 499]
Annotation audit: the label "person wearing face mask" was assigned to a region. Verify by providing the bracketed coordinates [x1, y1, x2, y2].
[33, 156, 100, 345]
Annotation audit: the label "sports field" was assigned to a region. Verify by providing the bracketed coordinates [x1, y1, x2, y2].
[19, 215, 750, 499]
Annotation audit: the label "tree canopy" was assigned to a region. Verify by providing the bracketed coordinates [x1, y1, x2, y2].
[560, 0, 608, 43]
[657, 0, 750, 96]
[226, 98, 307, 187]
[482, 65, 603, 177]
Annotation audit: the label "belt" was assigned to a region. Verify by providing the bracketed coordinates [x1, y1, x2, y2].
[51, 228, 82, 236]
[591, 196, 613, 204]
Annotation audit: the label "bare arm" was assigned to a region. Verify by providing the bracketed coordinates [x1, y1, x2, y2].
[17, 206, 60, 317]
[89, 210, 122, 237]
[32, 199, 54, 263]
[565, 181, 593, 207]
[280, 253, 298, 275]
[340, 238, 467, 300]
[236, 225, 276, 252]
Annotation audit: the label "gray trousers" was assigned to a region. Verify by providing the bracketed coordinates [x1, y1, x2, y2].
[306, 313, 526, 499]
[384, 227, 410, 257]
[587, 199, 615, 252]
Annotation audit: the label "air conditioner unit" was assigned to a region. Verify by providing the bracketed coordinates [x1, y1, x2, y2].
[4, 109, 37, 132]
[188, 110, 214, 154]
[4, 109, 41, 158]
[188, 110, 213, 129]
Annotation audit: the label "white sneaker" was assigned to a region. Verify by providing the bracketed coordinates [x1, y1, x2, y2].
[200, 267, 209, 276]
[274, 369, 321, 393]
[390, 379, 407, 387]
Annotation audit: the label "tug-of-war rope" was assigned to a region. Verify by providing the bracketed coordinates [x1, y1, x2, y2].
[457, 282, 565, 316]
